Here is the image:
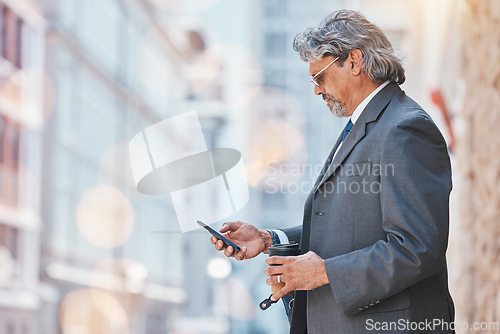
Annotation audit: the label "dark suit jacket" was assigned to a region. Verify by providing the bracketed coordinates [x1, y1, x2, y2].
[282, 82, 455, 334]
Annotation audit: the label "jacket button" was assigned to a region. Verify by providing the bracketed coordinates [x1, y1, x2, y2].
[369, 303, 375, 307]
[315, 212, 325, 216]
[358, 307, 363, 311]
[363, 305, 369, 309]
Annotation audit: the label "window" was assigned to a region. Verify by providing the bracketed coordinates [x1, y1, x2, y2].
[0, 116, 20, 205]
[265, 32, 286, 58]
[264, 0, 287, 17]
[0, 5, 6, 57]
[15, 16, 22, 68]
[0, 5, 23, 68]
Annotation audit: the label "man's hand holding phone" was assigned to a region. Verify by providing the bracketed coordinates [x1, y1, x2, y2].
[209, 221, 273, 261]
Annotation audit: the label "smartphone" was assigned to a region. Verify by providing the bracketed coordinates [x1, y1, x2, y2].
[197, 220, 241, 252]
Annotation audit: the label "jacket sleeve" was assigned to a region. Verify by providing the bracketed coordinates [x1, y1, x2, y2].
[324, 113, 452, 316]
[280, 226, 302, 244]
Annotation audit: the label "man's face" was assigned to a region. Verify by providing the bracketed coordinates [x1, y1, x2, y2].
[308, 56, 351, 117]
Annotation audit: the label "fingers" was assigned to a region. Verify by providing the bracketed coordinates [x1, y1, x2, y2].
[210, 222, 249, 260]
[211, 238, 224, 251]
[220, 221, 241, 233]
[270, 284, 291, 301]
[266, 255, 286, 266]
[211, 236, 247, 260]
[210, 236, 218, 246]
[234, 246, 247, 261]
[210, 237, 228, 252]
[219, 223, 231, 233]
[265, 274, 285, 286]
[223, 245, 248, 259]
[224, 245, 235, 257]
[264, 273, 294, 301]
[264, 265, 284, 276]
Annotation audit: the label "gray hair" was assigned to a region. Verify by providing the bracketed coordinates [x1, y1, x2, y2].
[293, 9, 405, 85]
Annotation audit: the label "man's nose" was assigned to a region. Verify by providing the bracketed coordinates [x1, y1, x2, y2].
[314, 84, 325, 95]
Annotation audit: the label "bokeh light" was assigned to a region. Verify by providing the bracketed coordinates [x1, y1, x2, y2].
[76, 185, 134, 248]
[59, 289, 129, 334]
[0, 71, 22, 113]
[245, 119, 305, 188]
[245, 87, 307, 190]
[206, 257, 232, 279]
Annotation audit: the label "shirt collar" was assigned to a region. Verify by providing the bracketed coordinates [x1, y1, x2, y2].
[350, 81, 390, 124]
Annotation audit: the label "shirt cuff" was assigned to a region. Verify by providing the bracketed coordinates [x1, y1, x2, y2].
[274, 229, 289, 244]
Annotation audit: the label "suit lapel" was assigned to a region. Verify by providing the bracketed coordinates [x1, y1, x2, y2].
[312, 134, 343, 191]
[314, 82, 402, 193]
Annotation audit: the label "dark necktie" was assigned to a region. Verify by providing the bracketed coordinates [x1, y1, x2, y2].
[342, 119, 353, 142]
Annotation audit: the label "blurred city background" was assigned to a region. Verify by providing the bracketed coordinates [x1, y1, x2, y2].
[0, 0, 498, 333]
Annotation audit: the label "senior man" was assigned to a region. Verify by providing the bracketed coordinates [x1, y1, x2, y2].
[210, 9, 455, 334]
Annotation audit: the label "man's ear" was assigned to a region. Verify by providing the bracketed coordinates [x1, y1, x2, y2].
[349, 49, 363, 76]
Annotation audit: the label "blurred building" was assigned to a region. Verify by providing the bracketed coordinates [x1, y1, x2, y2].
[34, 0, 210, 332]
[0, 0, 46, 332]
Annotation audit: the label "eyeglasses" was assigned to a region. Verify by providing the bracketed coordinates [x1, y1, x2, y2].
[310, 56, 339, 87]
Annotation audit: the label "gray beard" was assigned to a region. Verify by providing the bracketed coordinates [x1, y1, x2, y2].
[323, 94, 346, 118]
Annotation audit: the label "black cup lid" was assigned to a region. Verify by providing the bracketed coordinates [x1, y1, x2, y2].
[269, 243, 300, 249]
[268, 243, 301, 257]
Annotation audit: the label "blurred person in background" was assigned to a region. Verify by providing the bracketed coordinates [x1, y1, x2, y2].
[209, 9, 454, 334]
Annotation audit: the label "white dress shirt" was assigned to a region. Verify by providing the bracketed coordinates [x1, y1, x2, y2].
[332, 80, 390, 159]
